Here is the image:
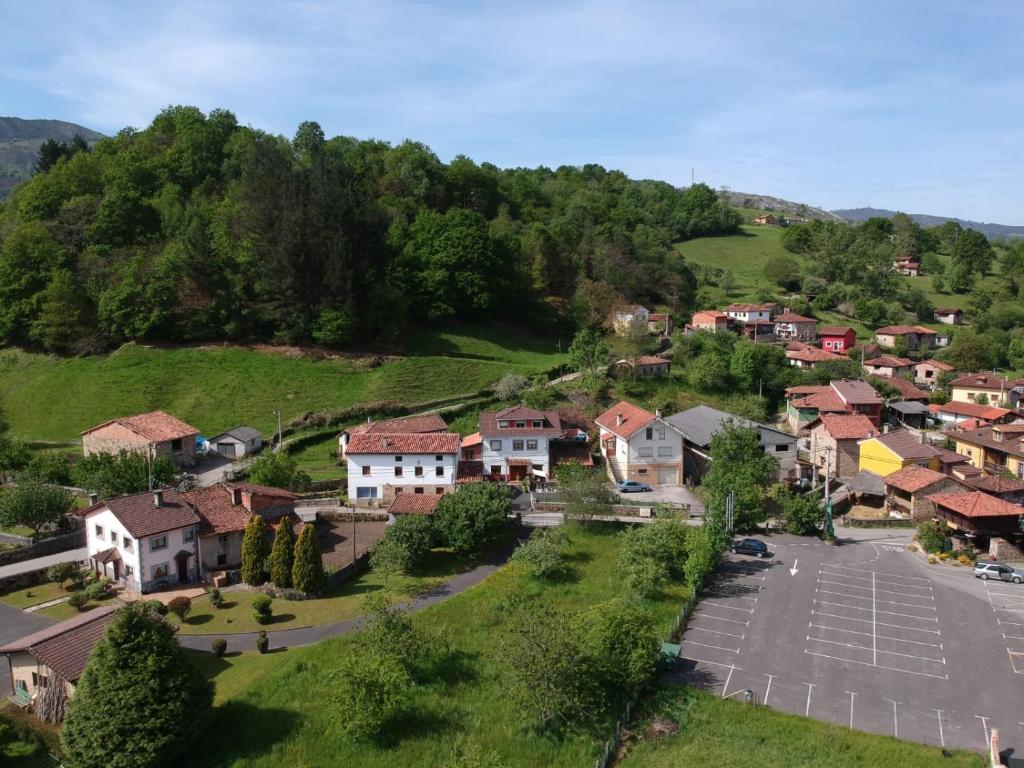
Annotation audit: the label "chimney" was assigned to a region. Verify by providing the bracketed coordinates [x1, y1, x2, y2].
[616, 414, 624, 427]
[153, 490, 163, 508]
[232, 487, 243, 506]
[88, 492, 99, 506]
[655, 409, 662, 419]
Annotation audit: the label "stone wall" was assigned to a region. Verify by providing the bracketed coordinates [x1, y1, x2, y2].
[989, 537, 1024, 562]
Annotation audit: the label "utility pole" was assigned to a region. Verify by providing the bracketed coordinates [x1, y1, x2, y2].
[275, 410, 283, 451]
[824, 446, 832, 511]
[146, 444, 154, 491]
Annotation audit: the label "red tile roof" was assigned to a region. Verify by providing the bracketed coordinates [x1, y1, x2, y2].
[595, 401, 657, 439]
[785, 385, 832, 397]
[647, 313, 669, 321]
[346, 413, 448, 436]
[926, 491, 1024, 518]
[461, 432, 482, 448]
[478, 406, 562, 437]
[916, 359, 954, 372]
[937, 447, 971, 465]
[345, 432, 461, 455]
[884, 465, 951, 494]
[815, 414, 877, 440]
[864, 356, 914, 368]
[229, 482, 298, 499]
[787, 347, 844, 363]
[831, 379, 883, 405]
[793, 391, 848, 412]
[875, 325, 936, 335]
[725, 303, 772, 312]
[632, 356, 670, 366]
[0, 605, 118, 683]
[929, 401, 1012, 421]
[82, 411, 198, 442]
[387, 493, 442, 515]
[965, 475, 1024, 494]
[183, 485, 251, 536]
[80, 490, 200, 538]
[874, 375, 930, 401]
[775, 312, 815, 322]
[864, 430, 942, 460]
[818, 326, 855, 336]
[692, 310, 729, 321]
[949, 373, 1024, 390]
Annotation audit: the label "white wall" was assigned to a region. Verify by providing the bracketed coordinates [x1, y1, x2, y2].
[85, 508, 142, 590]
[347, 452, 458, 500]
[480, 436, 551, 476]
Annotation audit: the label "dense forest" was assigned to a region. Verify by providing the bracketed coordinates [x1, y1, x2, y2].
[0, 106, 741, 354]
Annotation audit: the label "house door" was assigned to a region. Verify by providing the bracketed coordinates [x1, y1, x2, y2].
[176, 553, 190, 583]
[217, 443, 233, 458]
[657, 468, 677, 485]
[112, 559, 121, 581]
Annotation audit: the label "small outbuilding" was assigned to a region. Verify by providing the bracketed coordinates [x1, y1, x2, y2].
[206, 426, 263, 459]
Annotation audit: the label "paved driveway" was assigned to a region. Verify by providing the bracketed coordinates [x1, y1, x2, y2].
[615, 484, 705, 515]
[190, 454, 235, 487]
[0, 602, 54, 696]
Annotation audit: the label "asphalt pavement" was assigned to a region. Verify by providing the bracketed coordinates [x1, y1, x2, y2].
[0, 601, 54, 697]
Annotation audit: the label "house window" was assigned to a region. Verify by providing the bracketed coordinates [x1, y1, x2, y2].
[110, 529, 117, 543]
[414, 487, 424, 494]
[498, 420, 509, 428]
[637, 468, 648, 475]
[218, 535, 229, 547]
[513, 440, 524, 451]
[183, 527, 195, 542]
[436, 488, 444, 495]
[394, 467, 403, 477]
[645, 427, 653, 440]
[656, 428, 666, 440]
[95, 524, 104, 538]
[489, 440, 502, 451]
[356, 487, 378, 499]
[515, 421, 526, 428]
[435, 466, 443, 477]
[124, 565, 134, 578]
[490, 465, 501, 475]
[532, 420, 542, 428]
[362, 465, 371, 476]
[151, 563, 169, 580]
[171, 438, 183, 452]
[435, 455, 443, 461]
[217, 553, 227, 566]
[32, 672, 49, 688]
[657, 446, 673, 457]
[123, 536, 132, 551]
[526, 440, 538, 450]
[150, 535, 168, 552]
[394, 455, 403, 462]
[415, 466, 423, 477]
[775, 444, 788, 452]
[638, 447, 654, 458]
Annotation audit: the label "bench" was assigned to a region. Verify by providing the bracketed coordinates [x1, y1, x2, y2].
[8, 687, 32, 708]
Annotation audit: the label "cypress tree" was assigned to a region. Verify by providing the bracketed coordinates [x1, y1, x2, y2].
[269, 516, 296, 588]
[61, 604, 212, 768]
[240, 514, 270, 586]
[292, 522, 326, 594]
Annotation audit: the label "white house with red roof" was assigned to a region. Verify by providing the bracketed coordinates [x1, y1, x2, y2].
[81, 411, 199, 466]
[773, 311, 817, 341]
[478, 406, 562, 482]
[345, 431, 461, 504]
[723, 303, 772, 324]
[338, 413, 448, 456]
[594, 401, 684, 485]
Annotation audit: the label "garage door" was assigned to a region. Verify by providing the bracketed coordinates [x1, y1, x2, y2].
[657, 468, 676, 485]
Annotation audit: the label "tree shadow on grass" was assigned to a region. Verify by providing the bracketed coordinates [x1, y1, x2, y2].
[186, 614, 214, 626]
[374, 704, 455, 748]
[420, 648, 480, 687]
[199, 702, 301, 765]
[269, 613, 295, 625]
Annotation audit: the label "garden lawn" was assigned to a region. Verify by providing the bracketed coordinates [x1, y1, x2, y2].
[288, 430, 345, 482]
[194, 525, 690, 768]
[178, 546, 485, 635]
[190, 651, 290, 706]
[0, 323, 565, 443]
[617, 686, 984, 768]
[0, 581, 71, 609]
[35, 594, 119, 621]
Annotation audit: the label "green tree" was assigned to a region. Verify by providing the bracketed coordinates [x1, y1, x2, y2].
[370, 514, 434, 577]
[48, 561, 77, 589]
[942, 328, 998, 372]
[764, 253, 801, 290]
[433, 484, 510, 553]
[246, 451, 298, 489]
[71, 450, 174, 498]
[61, 604, 212, 766]
[240, 514, 270, 586]
[494, 373, 530, 402]
[0, 482, 73, 540]
[780, 490, 822, 536]
[952, 228, 993, 275]
[682, 525, 720, 588]
[511, 527, 569, 579]
[688, 352, 731, 391]
[554, 461, 614, 521]
[616, 519, 689, 596]
[719, 270, 736, 295]
[576, 598, 658, 702]
[292, 522, 326, 593]
[329, 650, 410, 741]
[703, 422, 778, 541]
[268, 516, 295, 588]
[567, 328, 610, 375]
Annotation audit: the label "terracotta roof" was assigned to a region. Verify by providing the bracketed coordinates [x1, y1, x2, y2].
[647, 313, 669, 321]
[387, 493, 442, 515]
[693, 310, 729, 321]
[82, 411, 199, 442]
[80, 490, 199, 538]
[916, 359, 954, 372]
[818, 326, 854, 336]
[775, 312, 815, 323]
[864, 430, 942, 460]
[461, 432, 482, 448]
[633, 356, 670, 366]
[478, 406, 562, 437]
[929, 401, 1012, 421]
[864, 356, 914, 368]
[0, 605, 118, 683]
[787, 347, 844, 363]
[949, 426, 1024, 461]
[815, 414, 877, 440]
[345, 432, 461, 455]
[926, 491, 1024, 518]
[884, 465, 951, 494]
[229, 482, 298, 499]
[346, 413, 448, 437]
[786, 385, 831, 397]
[794, 391, 849, 412]
[949, 373, 1024, 390]
[937, 447, 971, 465]
[786, 340, 815, 352]
[595, 401, 657, 439]
[875, 325, 936, 335]
[831, 379, 882, 405]
[934, 308, 962, 315]
[946, 418, 989, 431]
[724, 303, 772, 312]
[183, 486, 251, 536]
[874, 375, 929, 401]
[965, 476, 1024, 494]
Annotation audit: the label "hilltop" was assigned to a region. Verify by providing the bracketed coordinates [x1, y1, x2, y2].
[724, 191, 844, 222]
[833, 206, 1024, 240]
[0, 116, 103, 198]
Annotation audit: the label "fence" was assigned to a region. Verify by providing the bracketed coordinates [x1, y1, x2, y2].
[0, 529, 85, 566]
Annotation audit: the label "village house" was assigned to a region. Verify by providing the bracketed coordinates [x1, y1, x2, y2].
[665, 404, 796, 483]
[873, 325, 937, 351]
[1, 606, 119, 715]
[806, 414, 878, 481]
[949, 373, 1024, 409]
[346, 431, 461, 504]
[723, 302, 773, 324]
[883, 466, 966, 521]
[858, 430, 942, 477]
[929, 400, 1013, 426]
[688, 310, 731, 334]
[961, 474, 1024, 504]
[914, 359, 954, 387]
[479, 406, 563, 483]
[950, 423, 1024, 479]
[785, 343, 844, 369]
[739, 319, 777, 341]
[926, 491, 1024, 556]
[338, 413, 447, 457]
[873, 375, 930, 403]
[773, 311, 817, 341]
[831, 379, 884, 427]
[612, 305, 650, 334]
[937, 448, 976, 477]
[206, 426, 262, 459]
[887, 401, 930, 430]
[784, 384, 852, 432]
[934, 308, 964, 325]
[863, 355, 915, 379]
[753, 214, 777, 225]
[81, 411, 199, 467]
[819, 326, 856, 354]
[611, 355, 671, 377]
[386, 493, 442, 516]
[595, 401, 684, 486]
[646, 312, 674, 336]
[460, 432, 482, 462]
[79, 489, 201, 593]
[893, 257, 921, 276]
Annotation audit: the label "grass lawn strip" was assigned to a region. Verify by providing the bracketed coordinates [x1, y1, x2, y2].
[0, 581, 70, 609]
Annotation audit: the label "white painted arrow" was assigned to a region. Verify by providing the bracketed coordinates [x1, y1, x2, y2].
[790, 559, 799, 576]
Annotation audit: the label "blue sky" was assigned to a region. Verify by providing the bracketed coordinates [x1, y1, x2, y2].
[2, 1, 1022, 222]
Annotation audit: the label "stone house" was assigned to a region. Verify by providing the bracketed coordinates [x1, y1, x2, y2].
[81, 411, 199, 466]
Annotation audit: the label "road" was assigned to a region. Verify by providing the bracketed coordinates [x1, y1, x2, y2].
[0, 548, 89, 580]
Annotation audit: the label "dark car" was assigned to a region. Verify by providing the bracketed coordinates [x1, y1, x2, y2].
[730, 538, 770, 558]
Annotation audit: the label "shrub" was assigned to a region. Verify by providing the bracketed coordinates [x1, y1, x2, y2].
[927, 555, 938, 564]
[68, 591, 89, 611]
[511, 528, 568, 579]
[241, 515, 270, 586]
[957, 553, 975, 566]
[937, 551, 949, 561]
[916, 519, 950, 554]
[433, 484, 510, 554]
[47, 561, 77, 589]
[167, 596, 192, 620]
[144, 599, 168, 616]
[252, 594, 273, 624]
[329, 649, 409, 740]
[616, 519, 690, 596]
[269, 516, 296, 589]
[292, 523, 326, 594]
[211, 638, 227, 657]
[209, 588, 223, 608]
[256, 630, 269, 654]
[371, 514, 434, 577]
[85, 581, 109, 600]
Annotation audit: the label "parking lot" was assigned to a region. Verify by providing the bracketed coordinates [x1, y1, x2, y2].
[675, 529, 1024, 756]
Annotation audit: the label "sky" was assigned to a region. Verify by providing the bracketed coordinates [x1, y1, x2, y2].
[2, 1, 1022, 223]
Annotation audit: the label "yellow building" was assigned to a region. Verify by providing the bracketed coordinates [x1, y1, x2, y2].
[952, 424, 1024, 478]
[858, 430, 941, 477]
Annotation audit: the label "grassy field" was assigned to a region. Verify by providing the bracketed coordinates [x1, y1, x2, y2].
[0, 580, 69, 609]
[288, 430, 345, 481]
[35, 594, 118, 621]
[190, 650, 294, 706]
[193, 525, 690, 768]
[618, 687, 984, 768]
[0, 323, 565, 443]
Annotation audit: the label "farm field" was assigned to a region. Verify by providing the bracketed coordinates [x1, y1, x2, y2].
[0, 323, 565, 444]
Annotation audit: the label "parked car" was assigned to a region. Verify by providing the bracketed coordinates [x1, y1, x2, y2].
[974, 562, 1024, 584]
[730, 538, 771, 558]
[617, 480, 652, 493]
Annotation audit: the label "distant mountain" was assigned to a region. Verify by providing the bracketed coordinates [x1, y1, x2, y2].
[725, 191, 845, 223]
[0, 117, 104, 200]
[832, 207, 1024, 240]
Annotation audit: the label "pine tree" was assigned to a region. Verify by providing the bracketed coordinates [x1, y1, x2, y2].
[240, 514, 270, 586]
[292, 522, 326, 594]
[61, 604, 212, 768]
[269, 516, 295, 588]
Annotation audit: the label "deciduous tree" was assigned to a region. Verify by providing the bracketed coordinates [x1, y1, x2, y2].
[433, 484, 509, 553]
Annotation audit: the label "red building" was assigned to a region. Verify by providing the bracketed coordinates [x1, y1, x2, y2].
[818, 326, 856, 354]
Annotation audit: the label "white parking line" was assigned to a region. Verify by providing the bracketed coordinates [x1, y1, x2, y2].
[932, 708, 945, 747]
[820, 570, 933, 592]
[806, 636, 945, 663]
[824, 563, 931, 582]
[689, 626, 745, 639]
[818, 576, 934, 599]
[846, 691, 856, 728]
[682, 639, 739, 653]
[1009, 650, 1024, 673]
[813, 599, 939, 622]
[888, 700, 901, 738]
[693, 612, 749, 626]
[811, 609, 942, 634]
[763, 674, 775, 705]
[721, 664, 737, 698]
[808, 623, 943, 648]
[804, 650, 948, 679]
[815, 587, 937, 611]
[804, 683, 815, 717]
[702, 601, 754, 614]
[976, 715, 990, 748]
